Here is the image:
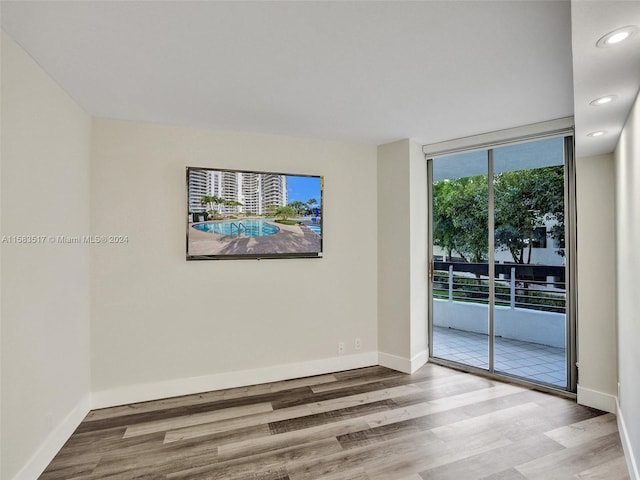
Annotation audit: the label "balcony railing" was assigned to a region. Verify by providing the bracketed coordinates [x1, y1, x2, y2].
[433, 261, 566, 313]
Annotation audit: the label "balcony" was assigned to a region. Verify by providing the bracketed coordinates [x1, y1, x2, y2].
[432, 262, 568, 389]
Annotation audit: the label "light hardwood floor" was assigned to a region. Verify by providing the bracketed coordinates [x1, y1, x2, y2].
[40, 364, 630, 479]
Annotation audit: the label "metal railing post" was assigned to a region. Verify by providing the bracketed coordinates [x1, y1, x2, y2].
[510, 267, 516, 309]
[449, 264, 454, 301]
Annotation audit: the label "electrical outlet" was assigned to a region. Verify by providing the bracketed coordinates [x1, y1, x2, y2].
[338, 341, 345, 355]
[355, 338, 361, 350]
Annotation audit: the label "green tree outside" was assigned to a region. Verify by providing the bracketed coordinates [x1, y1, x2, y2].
[433, 175, 488, 263]
[494, 165, 564, 263]
[433, 165, 564, 264]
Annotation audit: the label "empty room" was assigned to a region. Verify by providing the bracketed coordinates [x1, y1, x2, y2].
[1, 1, 639, 479]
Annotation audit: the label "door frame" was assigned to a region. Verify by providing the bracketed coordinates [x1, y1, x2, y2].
[426, 124, 578, 395]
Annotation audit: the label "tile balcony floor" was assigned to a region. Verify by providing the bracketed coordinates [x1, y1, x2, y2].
[433, 326, 567, 388]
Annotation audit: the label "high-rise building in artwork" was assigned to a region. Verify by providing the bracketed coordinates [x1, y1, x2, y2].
[188, 169, 211, 213]
[261, 174, 288, 213]
[190, 169, 288, 216]
[220, 171, 239, 214]
[240, 173, 261, 214]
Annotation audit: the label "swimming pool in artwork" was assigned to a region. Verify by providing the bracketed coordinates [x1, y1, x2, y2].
[193, 219, 279, 237]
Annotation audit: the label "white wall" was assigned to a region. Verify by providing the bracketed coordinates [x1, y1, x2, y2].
[434, 300, 566, 348]
[90, 119, 378, 404]
[575, 153, 618, 413]
[615, 91, 640, 480]
[377, 139, 428, 373]
[1, 32, 92, 479]
[377, 140, 411, 366]
[409, 141, 429, 365]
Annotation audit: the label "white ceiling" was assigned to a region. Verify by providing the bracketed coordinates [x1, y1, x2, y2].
[571, 1, 640, 157]
[1, 1, 638, 155]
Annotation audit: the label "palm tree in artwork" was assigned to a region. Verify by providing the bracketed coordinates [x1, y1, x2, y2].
[224, 200, 244, 215]
[200, 195, 227, 218]
[307, 198, 318, 216]
[200, 195, 215, 212]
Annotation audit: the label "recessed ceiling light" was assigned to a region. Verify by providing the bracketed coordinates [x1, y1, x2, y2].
[590, 95, 617, 106]
[587, 130, 607, 138]
[596, 26, 638, 48]
[609, 31, 630, 43]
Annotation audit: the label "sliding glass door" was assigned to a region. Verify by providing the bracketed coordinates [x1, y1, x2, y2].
[431, 150, 490, 370]
[429, 135, 575, 392]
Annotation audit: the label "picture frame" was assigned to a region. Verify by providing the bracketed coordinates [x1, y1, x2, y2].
[186, 167, 323, 260]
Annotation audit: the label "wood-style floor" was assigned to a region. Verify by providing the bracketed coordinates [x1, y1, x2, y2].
[40, 364, 630, 480]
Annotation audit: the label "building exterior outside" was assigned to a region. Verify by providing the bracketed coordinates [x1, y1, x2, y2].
[434, 219, 564, 267]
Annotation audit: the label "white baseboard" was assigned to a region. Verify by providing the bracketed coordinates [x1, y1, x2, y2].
[577, 385, 617, 413]
[378, 350, 428, 374]
[617, 400, 640, 480]
[410, 349, 429, 373]
[91, 351, 378, 409]
[378, 351, 412, 373]
[12, 393, 91, 480]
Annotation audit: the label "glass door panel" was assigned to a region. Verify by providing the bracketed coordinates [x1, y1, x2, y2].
[429, 135, 574, 392]
[492, 138, 568, 388]
[431, 150, 490, 370]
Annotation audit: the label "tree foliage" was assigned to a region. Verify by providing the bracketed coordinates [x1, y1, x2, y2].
[494, 166, 564, 262]
[200, 195, 243, 219]
[200, 195, 223, 212]
[307, 198, 318, 214]
[433, 175, 488, 262]
[287, 201, 308, 216]
[433, 165, 564, 264]
[286, 198, 320, 216]
[275, 206, 297, 221]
